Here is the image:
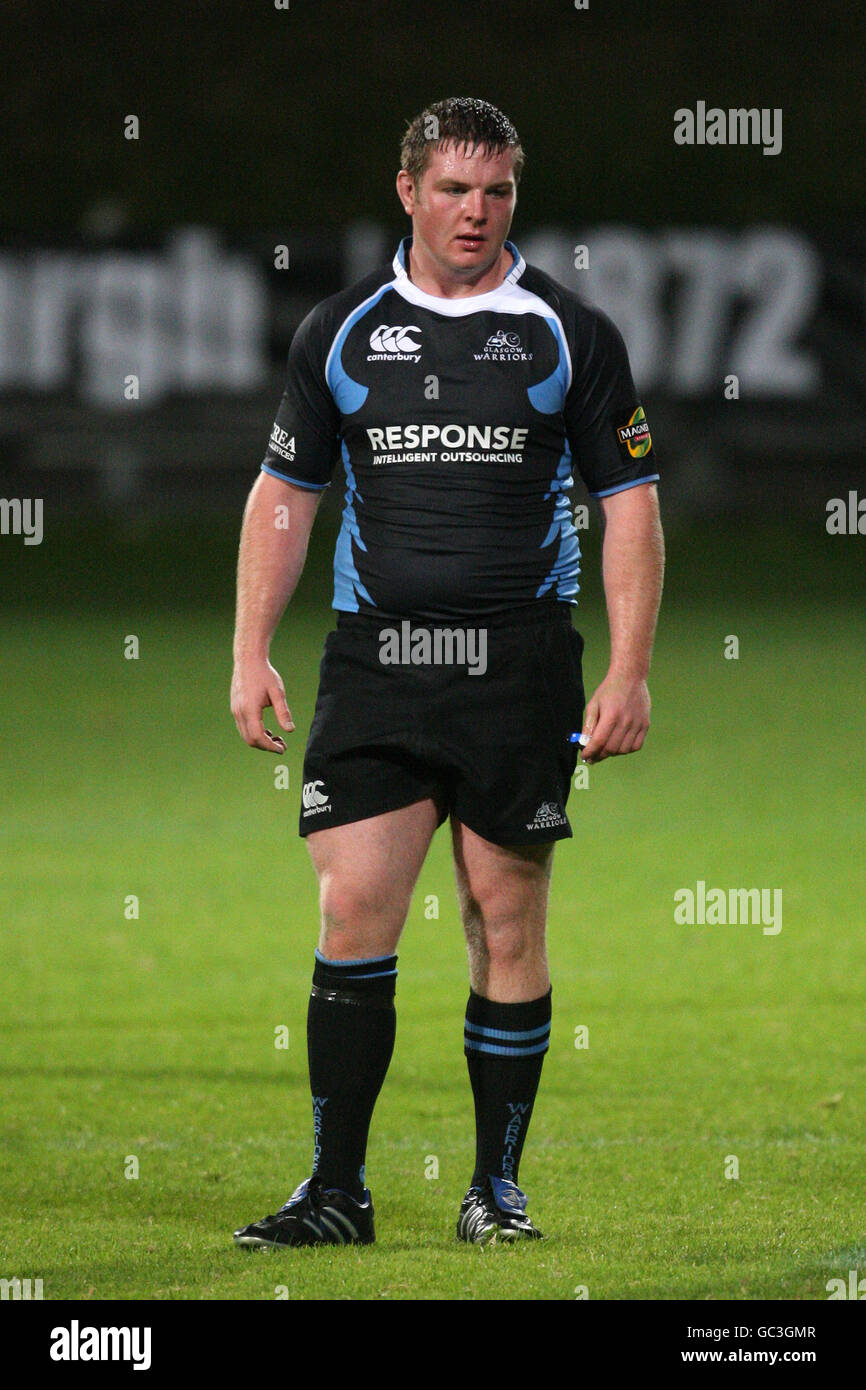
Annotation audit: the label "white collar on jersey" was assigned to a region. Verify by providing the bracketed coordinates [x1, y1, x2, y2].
[391, 235, 527, 315]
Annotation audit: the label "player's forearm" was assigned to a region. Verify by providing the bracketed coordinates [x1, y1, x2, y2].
[600, 484, 665, 682]
[233, 474, 322, 661]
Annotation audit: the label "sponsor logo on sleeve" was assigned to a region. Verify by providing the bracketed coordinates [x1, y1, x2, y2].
[268, 424, 296, 462]
[616, 406, 652, 459]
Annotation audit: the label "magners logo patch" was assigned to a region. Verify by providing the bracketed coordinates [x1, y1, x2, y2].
[616, 406, 652, 459]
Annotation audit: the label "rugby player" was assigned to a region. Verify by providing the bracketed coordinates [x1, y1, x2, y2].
[230, 97, 664, 1247]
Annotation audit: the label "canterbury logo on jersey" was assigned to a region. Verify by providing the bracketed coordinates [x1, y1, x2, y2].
[367, 324, 422, 360]
[302, 780, 331, 814]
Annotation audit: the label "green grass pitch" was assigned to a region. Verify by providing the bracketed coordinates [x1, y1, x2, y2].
[1, 546, 864, 1300]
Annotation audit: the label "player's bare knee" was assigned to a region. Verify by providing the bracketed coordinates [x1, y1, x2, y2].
[319, 913, 400, 961]
[469, 883, 547, 937]
[462, 908, 488, 968]
[319, 875, 405, 950]
[480, 917, 539, 969]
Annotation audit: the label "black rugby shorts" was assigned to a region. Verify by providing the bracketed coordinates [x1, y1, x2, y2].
[298, 602, 585, 846]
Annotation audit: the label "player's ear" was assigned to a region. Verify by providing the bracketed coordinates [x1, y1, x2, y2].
[396, 169, 416, 215]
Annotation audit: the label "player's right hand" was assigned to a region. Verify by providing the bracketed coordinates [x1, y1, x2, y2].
[230, 657, 295, 753]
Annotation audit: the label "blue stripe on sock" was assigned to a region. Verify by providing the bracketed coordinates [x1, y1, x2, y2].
[315, 950, 396, 970]
[463, 1019, 551, 1043]
[336, 968, 398, 979]
[464, 1037, 551, 1057]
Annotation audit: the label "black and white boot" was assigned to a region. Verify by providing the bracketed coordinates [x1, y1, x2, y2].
[233, 1175, 374, 1248]
[457, 1175, 543, 1245]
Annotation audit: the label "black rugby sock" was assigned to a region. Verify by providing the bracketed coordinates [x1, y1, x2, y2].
[306, 951, 397, 1200]
[464, 988, 552, 1190]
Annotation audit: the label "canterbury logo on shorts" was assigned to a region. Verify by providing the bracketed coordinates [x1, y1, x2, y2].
[302, 780, 331, 813]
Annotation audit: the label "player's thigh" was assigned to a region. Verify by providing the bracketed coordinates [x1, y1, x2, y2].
[306, 797, 441, 948]
[450, 817, 555, 936]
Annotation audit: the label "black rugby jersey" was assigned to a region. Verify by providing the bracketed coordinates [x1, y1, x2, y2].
[261, 236, 658, 620]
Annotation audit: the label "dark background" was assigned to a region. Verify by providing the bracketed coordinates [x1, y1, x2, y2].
[5, 0, 862, 232]
[1, 0, 863, 605]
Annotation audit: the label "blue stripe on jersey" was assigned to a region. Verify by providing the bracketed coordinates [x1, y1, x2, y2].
[537, 440, 581, 602]
[261, 463, 329, 491]
[333, 440, 375, 612]
[325, 283, 394, 415]
[591, 474, 660, 499]
[527, 314, 571, 415]
[521, 313, 579, 601]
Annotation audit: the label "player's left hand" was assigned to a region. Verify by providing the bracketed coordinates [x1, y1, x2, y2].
[579, 673, 650, 764]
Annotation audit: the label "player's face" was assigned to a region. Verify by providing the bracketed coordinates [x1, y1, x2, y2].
[399, 142, 517, 282]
